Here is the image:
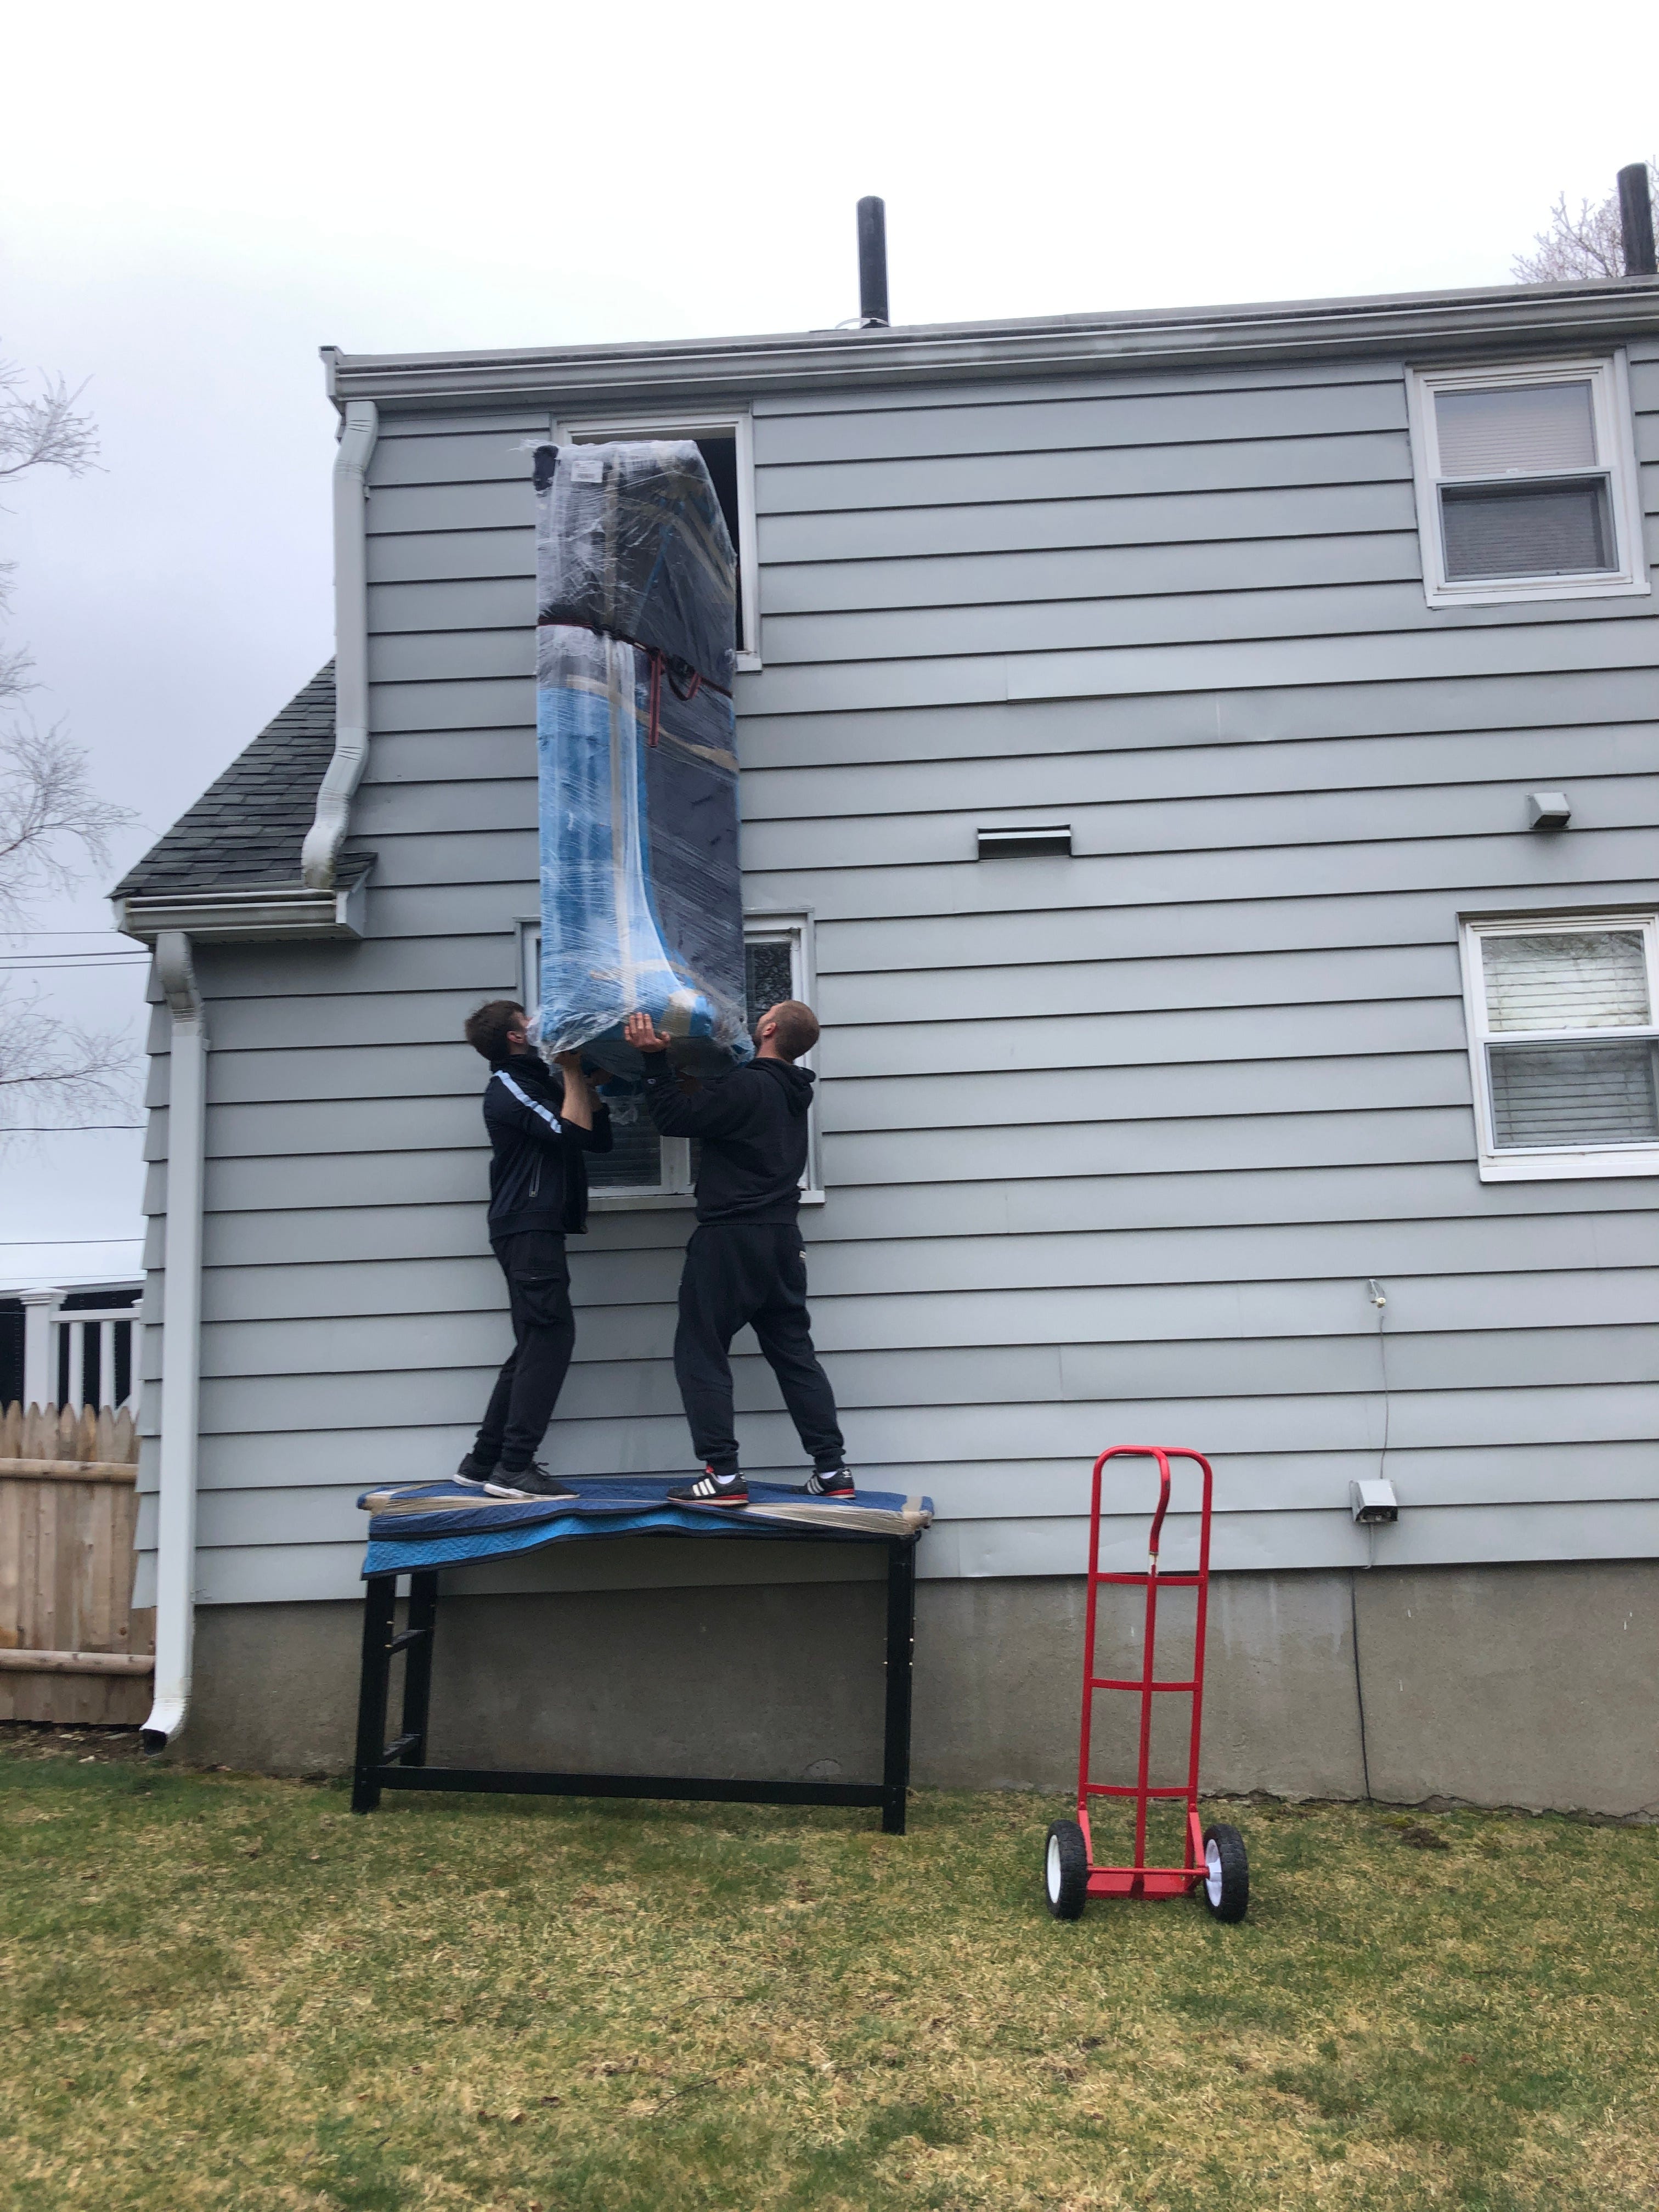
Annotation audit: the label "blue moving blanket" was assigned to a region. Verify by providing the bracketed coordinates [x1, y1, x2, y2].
[533, 441, 748, 1076]
[537, 624, 747, 1071]
[358, 1477, 934, 1578]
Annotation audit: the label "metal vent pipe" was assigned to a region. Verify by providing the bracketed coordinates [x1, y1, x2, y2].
[1618, 163, 1657, 278]
[857, 196, 889, 326]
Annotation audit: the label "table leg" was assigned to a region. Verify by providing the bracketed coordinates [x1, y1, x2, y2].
[351, 1573, 397, 1814]
[881, 1538, 917, 1835]
[398, 1570, 439, 1767]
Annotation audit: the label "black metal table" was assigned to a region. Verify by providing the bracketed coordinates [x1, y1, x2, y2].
[351, 1532, 919, 1833]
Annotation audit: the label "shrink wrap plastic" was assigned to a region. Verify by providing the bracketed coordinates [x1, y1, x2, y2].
[533, 441, 737, 689]
[533, 442, 748, 1079]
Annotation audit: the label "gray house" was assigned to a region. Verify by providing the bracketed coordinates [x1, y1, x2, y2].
[114, 273, 1659, 1815]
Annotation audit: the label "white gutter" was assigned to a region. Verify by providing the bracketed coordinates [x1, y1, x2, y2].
[141, 930, 209, 1751]
[300, 398, 378, 891]
[114, 879, 370, 943]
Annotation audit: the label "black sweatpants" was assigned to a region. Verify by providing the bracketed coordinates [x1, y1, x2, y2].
[673, 1220, 844, 1478]
[472, 1230, 576, 1471]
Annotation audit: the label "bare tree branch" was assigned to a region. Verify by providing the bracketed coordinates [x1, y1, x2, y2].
[0, 984, 140, 1138]
[0, 353, 131, 1137]
[0, 720, 134, 933]
[1514, 163, 1658, 283]
[0, 361, 100, 484]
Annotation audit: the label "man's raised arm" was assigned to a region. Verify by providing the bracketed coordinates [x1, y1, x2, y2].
[623, 1011, 747, 1138]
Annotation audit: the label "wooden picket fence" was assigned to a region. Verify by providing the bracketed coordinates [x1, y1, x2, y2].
[0, 1401, 154, 1725]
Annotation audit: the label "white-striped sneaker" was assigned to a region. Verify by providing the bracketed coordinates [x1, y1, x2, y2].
[667, 1469, 749, 1507]
[804, 1467, 855, 1497]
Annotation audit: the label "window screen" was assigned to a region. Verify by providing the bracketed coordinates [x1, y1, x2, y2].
[1477, 928, 1659, 1152]
[1488, 1042, 1659, 1148]
[1440, 478, 1615, 579]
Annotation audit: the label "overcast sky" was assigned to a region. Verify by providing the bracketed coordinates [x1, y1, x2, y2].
[2, 0, 1656, 1284]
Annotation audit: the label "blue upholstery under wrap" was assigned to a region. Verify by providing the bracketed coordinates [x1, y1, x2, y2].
[358, 1478, 933, 1578]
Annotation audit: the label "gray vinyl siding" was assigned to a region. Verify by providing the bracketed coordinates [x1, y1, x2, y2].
[134, 340, 1659, 1607]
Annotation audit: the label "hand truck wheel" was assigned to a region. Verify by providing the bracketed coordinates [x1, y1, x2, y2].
[1200, 1821, 1249, 1922]
[1043, 1819, 1088, 1920]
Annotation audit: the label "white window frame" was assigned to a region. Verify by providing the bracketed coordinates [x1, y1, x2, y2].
[742, 908, 823, 1202]
[548, 407, 760, 671]
[516, 910, 823, 1207]
[1458, 911, 1659, 1182]
[1406, 353, 1650, 608]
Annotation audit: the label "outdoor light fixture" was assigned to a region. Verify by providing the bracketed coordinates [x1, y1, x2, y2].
[1527, 791, 1572, 830]
[1349, 1478, 1399, 1526]
[977, 825, 1072, 859]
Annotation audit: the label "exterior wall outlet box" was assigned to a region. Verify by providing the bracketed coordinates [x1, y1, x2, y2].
[1350, 1478, 1399, 1525]
[1527, 791, 1571, 830]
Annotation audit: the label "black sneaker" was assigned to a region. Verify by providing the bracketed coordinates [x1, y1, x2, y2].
[667, 1469, 749, 1507]
[803, 1467, 855, 1497]
[454, 1454, 498, 1487]
[486, 1462, 579, 1502]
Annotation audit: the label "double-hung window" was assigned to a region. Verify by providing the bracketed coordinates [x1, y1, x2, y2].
[1460, 916, 1659, 1180]
[517, 910, 821, 1204]
[1407, 357, 1648, 606]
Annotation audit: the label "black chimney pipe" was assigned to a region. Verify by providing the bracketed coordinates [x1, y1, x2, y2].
[1618, 162, 1657, 277]
[857, 196, 889, 326]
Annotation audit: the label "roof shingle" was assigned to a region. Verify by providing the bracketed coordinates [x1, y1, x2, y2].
[114, 664, 338, 898]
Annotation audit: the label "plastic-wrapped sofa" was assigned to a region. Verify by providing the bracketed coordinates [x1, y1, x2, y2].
[533, 440, 749, 1079]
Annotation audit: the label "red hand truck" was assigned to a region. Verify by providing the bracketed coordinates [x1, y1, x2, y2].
[1043, 1446, 1248, 1923]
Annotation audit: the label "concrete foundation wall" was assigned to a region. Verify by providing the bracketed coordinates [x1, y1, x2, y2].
[176, 1560, 1659, 1818]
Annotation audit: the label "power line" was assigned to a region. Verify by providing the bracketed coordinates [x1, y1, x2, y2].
[0, 1234, 145, 1245]
[0, 1125, 146, 1135]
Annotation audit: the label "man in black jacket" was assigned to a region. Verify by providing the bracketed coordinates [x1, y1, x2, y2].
[456, 1000, 612, 1500]
[624, 1001, 850, 1507]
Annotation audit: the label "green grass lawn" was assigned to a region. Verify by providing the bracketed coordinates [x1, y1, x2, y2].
[3, 1726, 1657, 2210]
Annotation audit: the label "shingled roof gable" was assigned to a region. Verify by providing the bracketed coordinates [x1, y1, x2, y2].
[114, 664, 339, 898]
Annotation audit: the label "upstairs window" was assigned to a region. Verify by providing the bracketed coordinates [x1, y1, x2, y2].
[1408, 358, 1648, 606]
[549, 409, 759, 668]
[1460, 916, 1659, 1180]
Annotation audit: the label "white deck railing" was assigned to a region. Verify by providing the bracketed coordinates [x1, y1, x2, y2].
[9, 1285, 144, 1416]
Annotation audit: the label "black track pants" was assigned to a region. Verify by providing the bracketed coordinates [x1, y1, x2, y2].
[673, 1221, 845, 1478]
[472, 1231, 576, 1470]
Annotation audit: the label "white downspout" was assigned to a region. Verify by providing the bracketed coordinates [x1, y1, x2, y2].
[301, 397, 379, 890]
[141, 930, 209, 1750]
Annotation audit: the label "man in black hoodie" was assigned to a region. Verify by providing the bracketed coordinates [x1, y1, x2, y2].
[456, 1000, 613, 1500]
[624, 1001, 850, 1507]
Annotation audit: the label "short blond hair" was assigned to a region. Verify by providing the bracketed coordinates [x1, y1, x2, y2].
[762, 1000, 819, 1060]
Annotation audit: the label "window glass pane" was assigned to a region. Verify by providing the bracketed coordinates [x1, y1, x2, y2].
[1482, 931, 1650, 1032]
[745, 938, 797, 1027]
[1440, 478, 1613, 579]
[1435, 381, 1596, 477]
[1488, 1040, 1659, 1148]
[589, 1105, 667, 1189]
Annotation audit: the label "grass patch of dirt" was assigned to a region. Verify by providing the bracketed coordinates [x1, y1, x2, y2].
[2, 1733, 1657, 2208]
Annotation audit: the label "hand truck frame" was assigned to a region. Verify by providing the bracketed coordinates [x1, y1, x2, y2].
[1042, 1445, 1248, 1922]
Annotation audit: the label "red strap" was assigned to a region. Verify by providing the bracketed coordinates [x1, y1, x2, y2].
[645, 651, 704, 747]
